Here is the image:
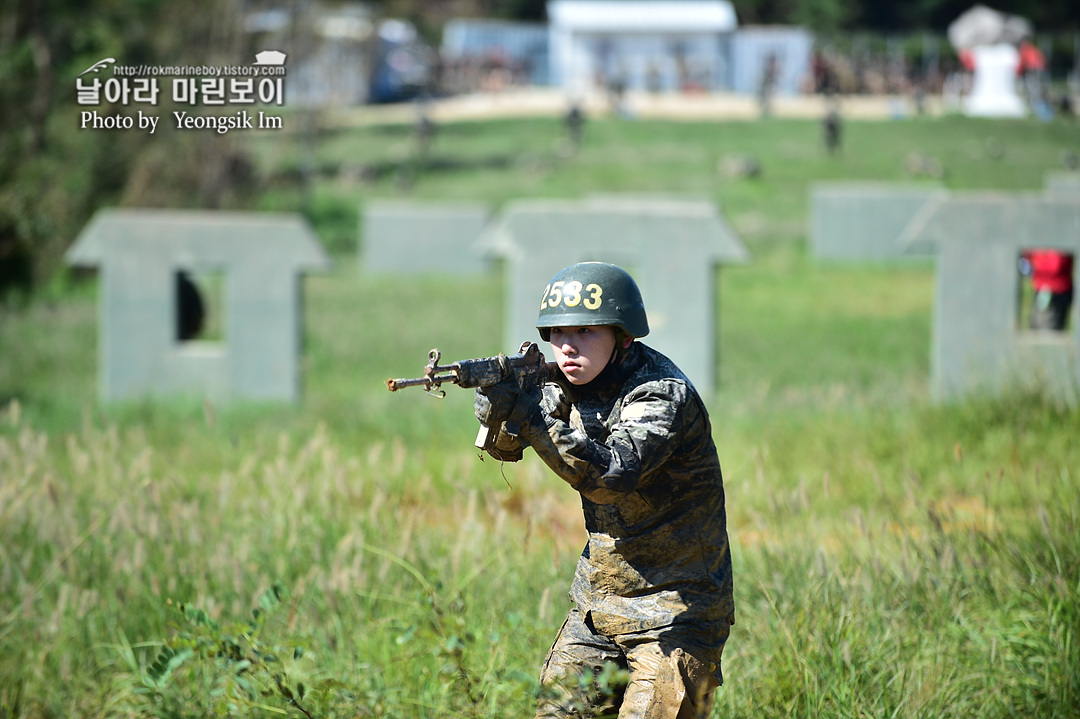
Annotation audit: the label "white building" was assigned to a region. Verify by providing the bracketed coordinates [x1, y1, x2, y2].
[547, 0, 739, 93]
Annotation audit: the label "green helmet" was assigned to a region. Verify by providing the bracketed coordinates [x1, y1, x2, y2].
[536, 262, 649, 341]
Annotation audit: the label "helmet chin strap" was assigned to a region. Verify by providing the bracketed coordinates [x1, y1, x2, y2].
[601, 329, 632, 372]
[604, 341, 620, 369]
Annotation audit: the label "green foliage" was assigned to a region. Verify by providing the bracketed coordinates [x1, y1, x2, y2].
[732, 0, 1080, 30]
[537, 662, 631, 718]
[143, 585, 341, 718]
[791, 0, 859, 35]
[0, 0, 264, 296]
[145, 570, 601, 718]
[0, 1, 156, 290]
[714, 462, 1080, 719]
[304, 190, 360, 256]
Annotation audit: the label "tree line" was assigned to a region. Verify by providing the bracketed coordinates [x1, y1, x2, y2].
[0, 0, 257, 298]
[373, 0, 1080, 34]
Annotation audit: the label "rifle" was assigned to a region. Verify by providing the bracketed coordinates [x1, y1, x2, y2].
[386, 341, 558, 454]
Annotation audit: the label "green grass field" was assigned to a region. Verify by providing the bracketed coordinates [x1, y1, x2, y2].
[1, 112, 1078, 718]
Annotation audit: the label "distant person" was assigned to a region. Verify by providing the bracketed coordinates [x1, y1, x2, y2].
[474, 262, 735, 719]
[645, 62, 662, 94]
[1020, 250, 1074, 330]
[758, 53, 780, 118]
[812, 50, 828, 94]
[823, 107, 842, 154]
[607, 74, 630, 118]
[413, 100, 436, 161]
[1057, 92, 1075, 119]
[564, 102, 585, 149]
[1018, 40, 1050, 119]
[912, 74, 927, 115]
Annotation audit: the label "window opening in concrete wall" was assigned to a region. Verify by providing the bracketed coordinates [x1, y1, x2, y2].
[1017, 249, 1074, 332]
[176, 269, 225, 343]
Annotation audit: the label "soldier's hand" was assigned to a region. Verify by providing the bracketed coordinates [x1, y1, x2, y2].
[474, 383, 511, 426]
[474, 373, 541, 427]
[474, 373, 520, 425]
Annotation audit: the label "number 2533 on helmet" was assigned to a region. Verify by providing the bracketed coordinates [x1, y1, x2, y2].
[535, 262, 650, 341]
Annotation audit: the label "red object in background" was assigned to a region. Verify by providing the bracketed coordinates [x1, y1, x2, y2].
[1025, 250, 1074, 293]
[1018, 41, 1046, 73]
[958, 49, 975, 71]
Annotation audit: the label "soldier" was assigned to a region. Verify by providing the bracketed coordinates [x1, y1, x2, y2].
[474, 262, 735, 719]
[1021, 249, 1074, 331]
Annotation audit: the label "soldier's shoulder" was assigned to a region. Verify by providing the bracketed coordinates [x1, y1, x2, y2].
[626, 343, 695, 393]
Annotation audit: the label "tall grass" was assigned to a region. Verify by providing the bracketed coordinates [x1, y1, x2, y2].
[2, 385, 1077, 717]
[722, 478, 1079, 719]
[0, 403, 577, 717]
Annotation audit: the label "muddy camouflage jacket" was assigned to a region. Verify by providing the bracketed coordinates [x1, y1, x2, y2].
[514, 342, 735, 638]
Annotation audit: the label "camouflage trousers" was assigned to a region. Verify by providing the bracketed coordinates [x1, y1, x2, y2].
[535, 608, 725, 719]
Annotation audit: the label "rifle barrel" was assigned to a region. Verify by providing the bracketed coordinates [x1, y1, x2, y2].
[386, 376, 431, 392]
[386, 372, 459, 392]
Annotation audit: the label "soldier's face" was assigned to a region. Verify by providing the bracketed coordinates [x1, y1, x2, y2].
[549, 325, 617, 385]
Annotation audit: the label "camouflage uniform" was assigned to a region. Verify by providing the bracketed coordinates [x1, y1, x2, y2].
[494, 341, 735, 719]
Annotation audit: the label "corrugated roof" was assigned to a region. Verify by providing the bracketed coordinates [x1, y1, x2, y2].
[548, 0, 737, 32]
